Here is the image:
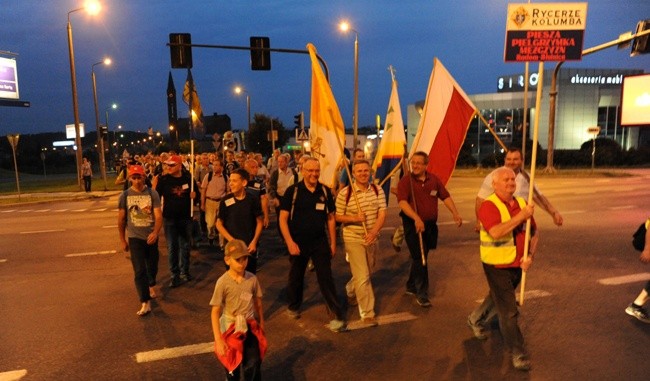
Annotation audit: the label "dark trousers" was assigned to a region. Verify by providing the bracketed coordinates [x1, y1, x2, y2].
[83, 175, 92, 192]
[225, 331, 261, 381]
[163, 218, 192, 278]
[287, 239, 344, 320]
[482, 263, 526, 357]
[128, 237, 159, 303]
[402, 216, 438, 299]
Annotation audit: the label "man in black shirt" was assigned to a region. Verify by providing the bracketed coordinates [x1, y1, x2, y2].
[279, 157, 346, 332]
[216, 168, 263, 274]
[155, 155, 196, 287]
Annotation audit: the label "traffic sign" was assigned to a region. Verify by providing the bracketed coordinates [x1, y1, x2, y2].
[296, 129, 309, 142]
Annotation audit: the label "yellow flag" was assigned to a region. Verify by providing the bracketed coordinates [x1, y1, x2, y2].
[307, 43, 345, 189]
[182, 69, 204, 130]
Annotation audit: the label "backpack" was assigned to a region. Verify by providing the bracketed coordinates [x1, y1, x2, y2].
[632, 220, 649, 251]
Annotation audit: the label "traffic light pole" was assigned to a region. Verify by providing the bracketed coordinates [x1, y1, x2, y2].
[167, 42, 330, 82]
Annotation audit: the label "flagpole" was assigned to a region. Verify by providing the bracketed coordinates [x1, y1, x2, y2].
[403, 145, 426, 266]
[188, 69, 195, 218]
[477, 113, 508, 151]
[519, 62, 543, 306]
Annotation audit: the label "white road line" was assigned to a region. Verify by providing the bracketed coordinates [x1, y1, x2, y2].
[17, 210, 33, 213]
[598, 273, 650, 285]
[19, 229, 65, 234]
[103, 225, 118, 229]
[608, 205, 635, 210]
[0, 369, 27, 381]
[474, 289, 551, 303]
[71, 209, 87, 212]
[65, 250, 117, 258]
[0, 210, 16, 213]
[136, 342, 213, 363]
[346, 312, 417, 331]
[438, 220, 469, 226]
[561, 210, 586, 215]
[0, 259, 7, 263]
[35, 209, 50, 213]
[53, 209, 68, 212]
[92, 208, 108, 212]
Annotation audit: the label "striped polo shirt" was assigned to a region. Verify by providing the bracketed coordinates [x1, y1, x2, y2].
[335, 183, 387, 243]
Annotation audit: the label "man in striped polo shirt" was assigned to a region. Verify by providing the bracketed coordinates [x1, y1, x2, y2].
[335, 159, 386, 327]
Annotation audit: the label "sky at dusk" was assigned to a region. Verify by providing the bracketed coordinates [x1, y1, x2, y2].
[1, 0, 649, 137]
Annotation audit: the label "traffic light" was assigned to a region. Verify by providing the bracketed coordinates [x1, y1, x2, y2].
[100, 125, 108, 138]
[250, 36, 271, 70]
[631, 20, 650, 56]
[169, 33, 193, 68]
[294, 112, 304, 129]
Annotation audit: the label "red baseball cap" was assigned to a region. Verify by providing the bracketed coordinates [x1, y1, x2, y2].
[164, 155, 182, 166]
[128, 165, 145, 178]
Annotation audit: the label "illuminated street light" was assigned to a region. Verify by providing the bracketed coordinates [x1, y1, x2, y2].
[91, 56, 111, 190]
[105, 103, 117, 159]
[234, 85, 251, 130]
[339, 20, 359, 151]
[67, 0, 101, 189]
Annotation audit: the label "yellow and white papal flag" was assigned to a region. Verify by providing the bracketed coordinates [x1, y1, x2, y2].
[306, 43, 345, 189]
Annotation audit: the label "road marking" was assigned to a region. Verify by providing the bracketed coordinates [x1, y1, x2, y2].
[102, 225, 118, 229]
[598, 273, 650, 285]
[0, 259, 7, 263]
[346, 312, 417, 331]
[35, 209, 50, 213]
[136, 342, 213, 363]
[0, 369, 27, 381]
[561, 210, 586, 215]
[474, 289, 551, 303]
[71, 209, 87, 212]
[65, 250, 117, 258]
[19, 229, 65, 234]
[92, 208, 107, 212]
[0, 210, 16, 213]
[53, 209, 68, 212]
[438, 220, 469, 226]
[17, 210, 33, 213]
[608, 205, 635, 210]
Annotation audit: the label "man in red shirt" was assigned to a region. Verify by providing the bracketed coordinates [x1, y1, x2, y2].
[468, 167, 539, 371]
[397, 151, 462, 308]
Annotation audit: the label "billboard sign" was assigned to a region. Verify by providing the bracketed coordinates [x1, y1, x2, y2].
[0, 56, 19, 99]
[66, 123, 86, 139]
[621, 73, 650, 127]
[504, 3, 588, 62]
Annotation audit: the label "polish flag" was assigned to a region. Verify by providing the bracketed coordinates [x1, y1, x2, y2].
[409, 58, 477, 185]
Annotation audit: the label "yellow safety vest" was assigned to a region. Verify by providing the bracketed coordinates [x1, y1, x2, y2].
[480, 194, 527, 265]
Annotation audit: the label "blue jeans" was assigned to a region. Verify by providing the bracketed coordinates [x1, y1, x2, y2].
[163, 218, 192, 278]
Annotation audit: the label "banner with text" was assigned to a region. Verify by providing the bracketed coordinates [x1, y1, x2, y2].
[504, 2, 587, 62]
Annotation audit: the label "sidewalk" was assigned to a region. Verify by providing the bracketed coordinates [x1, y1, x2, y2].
[0, 190, 122, 206]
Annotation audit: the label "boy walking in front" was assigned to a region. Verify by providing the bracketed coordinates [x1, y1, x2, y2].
[211, 239, 266, 381]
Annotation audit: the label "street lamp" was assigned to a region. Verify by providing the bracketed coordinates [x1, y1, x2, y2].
[234, 85, 251, 130]
[169, 124, 178, 144]
[91, 57, 111, 190]
[67, 1, 101, 190]
[105, 102, 117, 150]
[339, 20, 359, 151]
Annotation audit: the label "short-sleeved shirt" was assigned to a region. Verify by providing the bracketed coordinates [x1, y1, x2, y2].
[335, 184, 386, 243]
[118, 187, 161, 240]
[218, 192, 262, 245]
[209, 271, 262, 328]
[201, 172, 227, 200]
[479, 195, 537, 268]
[477, 167, 541, 199]
[246, 176, 267, 199]
[280, 181, 335, 244]
[155, 172, 192, 219]
[397, 172, 450, 222]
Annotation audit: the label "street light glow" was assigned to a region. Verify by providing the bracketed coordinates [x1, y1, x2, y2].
[85, 1, 101, 15]
[103, 57, 111, 66]
[339, 21, 350, 32]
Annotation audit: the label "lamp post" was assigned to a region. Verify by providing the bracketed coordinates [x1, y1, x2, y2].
[67, 1, 101, 190]
[339, 20, 359, 151]
[234, 86, 251, 130]
[169, 124, 178, 144]
[91, 57, 111, 190]
[105, 103, 117, 158]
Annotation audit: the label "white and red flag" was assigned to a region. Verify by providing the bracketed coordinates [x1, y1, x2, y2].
[307, 43, 346, 189]
[410, 58, 477, 185]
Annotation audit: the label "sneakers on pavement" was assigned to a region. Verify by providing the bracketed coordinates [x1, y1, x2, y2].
[625, 303, 650, 323]
[467, 316, 487, 340]
[180, 273, 193, 282]
[328, 319, 348, 333]
[404, 289, 416, 296]
[285, 309, 301, 320]
[416, 297, 432, 308]
[361, 316, 378, 327]
[512, 354, 531, 371]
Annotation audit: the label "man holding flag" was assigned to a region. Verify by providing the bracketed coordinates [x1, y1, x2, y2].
[397, 151, 462, 308]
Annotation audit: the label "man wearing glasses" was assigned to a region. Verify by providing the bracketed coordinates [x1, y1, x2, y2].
[155, 155, 196, 287]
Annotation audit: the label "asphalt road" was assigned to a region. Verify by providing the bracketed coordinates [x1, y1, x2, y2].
[1, 170, 650, 380]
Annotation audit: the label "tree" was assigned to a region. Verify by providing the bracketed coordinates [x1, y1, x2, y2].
[245, 113, 289, 156]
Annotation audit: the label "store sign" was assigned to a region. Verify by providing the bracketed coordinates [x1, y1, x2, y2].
[504, 3, 587, 62]
[0, 57, 19, 100]
[497, 73, 539, 93]
[65, 123, 85, 139]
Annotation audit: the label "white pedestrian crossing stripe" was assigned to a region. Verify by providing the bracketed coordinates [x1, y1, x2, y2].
[0, 369, 27, 381]
[598, 273, 650, 285]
